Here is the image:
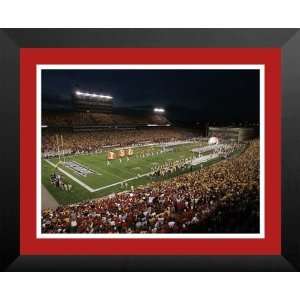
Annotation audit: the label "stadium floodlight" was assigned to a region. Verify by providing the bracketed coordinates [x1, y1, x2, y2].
[75, 90, 113, 100]
[153, 107, 165, 113]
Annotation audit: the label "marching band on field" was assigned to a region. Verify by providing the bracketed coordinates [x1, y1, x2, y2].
[150, 157, 193, 177]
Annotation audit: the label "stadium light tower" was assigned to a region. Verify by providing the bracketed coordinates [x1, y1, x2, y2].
[153, 107, 165, 113]
[75, 90, 113, 100]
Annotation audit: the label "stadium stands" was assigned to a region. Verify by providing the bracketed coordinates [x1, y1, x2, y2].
[42, 111, 169, 127]
[42, 127, 198, 153]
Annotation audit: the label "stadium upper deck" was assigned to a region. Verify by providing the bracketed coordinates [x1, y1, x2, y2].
[42, 111, 169, 128]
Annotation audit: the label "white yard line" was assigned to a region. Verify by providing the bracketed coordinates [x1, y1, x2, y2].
[44, 159, 151, 193]
[45, 159, 95, 192]
[95, 164, 126, 181]
[114, 166, 137, 177]
[92, 172, 152, 192]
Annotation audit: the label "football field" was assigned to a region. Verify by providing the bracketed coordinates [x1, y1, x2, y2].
[42, 142, 222, 205]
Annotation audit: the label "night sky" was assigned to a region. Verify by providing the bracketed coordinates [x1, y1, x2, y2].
[42, 69, 259, 123]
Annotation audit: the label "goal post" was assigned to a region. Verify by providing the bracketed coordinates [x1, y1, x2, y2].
[56, 134, 61, 162]
[60, 134, 66, 163]
[55, 134, 66, 163]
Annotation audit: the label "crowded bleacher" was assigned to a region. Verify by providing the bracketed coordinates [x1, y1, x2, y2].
[42, 111, 200, 155]
[42, 127, 198, 154]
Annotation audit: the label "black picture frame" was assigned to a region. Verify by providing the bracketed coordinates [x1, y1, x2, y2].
[0, 28, 299, 271]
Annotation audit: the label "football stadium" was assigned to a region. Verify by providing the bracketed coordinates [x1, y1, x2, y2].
[41, 69, 260, 234]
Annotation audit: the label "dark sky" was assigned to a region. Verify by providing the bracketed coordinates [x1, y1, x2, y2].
[42, 69, 259, 123]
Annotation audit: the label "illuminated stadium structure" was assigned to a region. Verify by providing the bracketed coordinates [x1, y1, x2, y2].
[40, 72, 260, 235]
[208, 126, 256, 142]
[72, 90, 113, 113]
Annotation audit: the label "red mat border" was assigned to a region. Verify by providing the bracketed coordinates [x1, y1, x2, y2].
[20, 48, 281, 255]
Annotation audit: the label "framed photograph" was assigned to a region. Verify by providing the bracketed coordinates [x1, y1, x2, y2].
[1, 29, 300, 271]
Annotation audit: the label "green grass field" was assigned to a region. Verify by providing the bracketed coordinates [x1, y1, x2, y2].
[42, 142, 223, 206]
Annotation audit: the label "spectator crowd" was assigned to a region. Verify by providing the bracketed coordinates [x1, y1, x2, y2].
[42, 127, 197, 154]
